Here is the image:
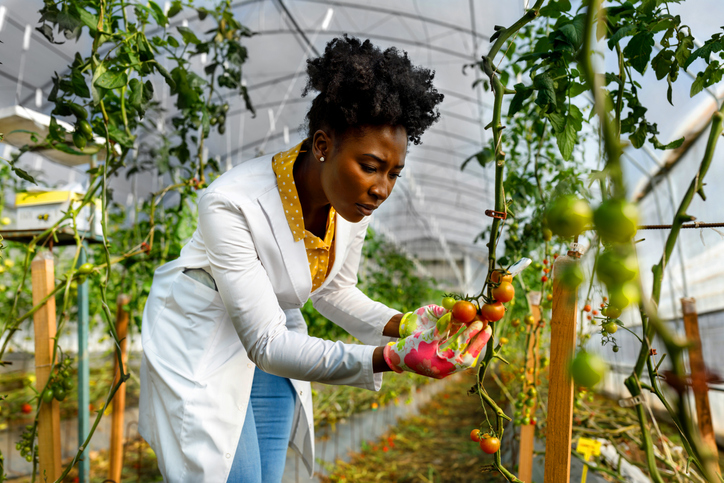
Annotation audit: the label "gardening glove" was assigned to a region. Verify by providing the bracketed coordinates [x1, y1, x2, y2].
[398, 304, 449, 338]
[383, 318, 492, 379]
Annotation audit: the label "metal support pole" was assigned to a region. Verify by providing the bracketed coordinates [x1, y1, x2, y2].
[76, 244, 90, 483]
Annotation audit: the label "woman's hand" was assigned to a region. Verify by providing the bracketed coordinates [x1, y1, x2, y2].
[382, 318, 492, 379]
[398, 304, 448, 338]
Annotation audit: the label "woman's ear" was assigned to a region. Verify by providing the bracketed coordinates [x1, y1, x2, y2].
[312, 130, 331, 162]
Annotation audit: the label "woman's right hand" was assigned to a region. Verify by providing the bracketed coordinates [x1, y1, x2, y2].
[398, 304, 448, 338]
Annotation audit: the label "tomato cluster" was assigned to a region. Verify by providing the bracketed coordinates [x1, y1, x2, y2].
[40, 357, 75, 405]
[513, 386, 538, 426]
[16, 424, 38, 463]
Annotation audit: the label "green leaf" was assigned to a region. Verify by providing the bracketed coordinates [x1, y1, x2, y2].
[690, 72, 706, 97]
[555, 104, 583, 160]
[683, 38, 724, 69]
[11, 165, 37, 185]
[639, 0, 657, 14]
[152, 61, 176, 90]
[547, 112, 566, 133]
[128, 78, 143, 110]
[91, 63, 108, 105]
[607, 24, 636, 50]
[167, 0, 183, 18]
[147, 1, 168, 26]
[533, 73, 556, 113]
[94, 70, 128, 90]
[70, 70, 91, 98]
[107, 123, 135, 148]
[461, 147, 494, 171]
[623, 31, 655, 74]
[651, 50, 674, 80]
[630, 121, 647, 149]
[651, 135, 684, 150]
[675, 35, 695, 66]
[557, 15, 586, 49]
[177, 26, 200, 45]
[508, 84, 533, 116]
[76, 8, 98, 31]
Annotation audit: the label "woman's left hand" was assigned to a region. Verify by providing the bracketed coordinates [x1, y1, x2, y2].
[398, 304, 449, 338]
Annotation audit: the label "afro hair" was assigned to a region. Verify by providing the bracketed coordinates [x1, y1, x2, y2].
[302, 35, 444, 145]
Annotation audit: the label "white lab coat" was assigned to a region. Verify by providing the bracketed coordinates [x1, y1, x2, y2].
[138, 152, 399, 482]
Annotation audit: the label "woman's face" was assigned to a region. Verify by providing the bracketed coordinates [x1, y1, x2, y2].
[317, 125, 407, 223]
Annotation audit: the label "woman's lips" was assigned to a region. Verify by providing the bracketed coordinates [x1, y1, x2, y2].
[356, 203, 376, 216]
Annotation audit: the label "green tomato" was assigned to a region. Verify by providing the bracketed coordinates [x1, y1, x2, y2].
[78, 263, 94, 275]
[53, 386, 67, 401]
[596, 248, 638, 286]
[545, 195, 592, 238]
[542, 227, 552, 241]
[570, 351, 608, 388]
[42, 389, 54, 404]
[60, 370, 70, 379]
[593, 199, 639, 243]
[602, 321, 618, 334]
[78, 119, 94, 139]
[63, 378, 74, 390]
[608, 281, 640, 310]
[613, 346, 620, 353]
[441, 297, 456, 311]
[72, 131, 87, 151]
[604, 305, 622, 319]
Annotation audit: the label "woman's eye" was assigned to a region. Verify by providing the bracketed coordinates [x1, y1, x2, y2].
[361, 164, 376, 173]
[390, 173, 402, 179]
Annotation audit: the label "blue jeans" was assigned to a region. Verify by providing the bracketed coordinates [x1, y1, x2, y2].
[227, 368, 296, 483]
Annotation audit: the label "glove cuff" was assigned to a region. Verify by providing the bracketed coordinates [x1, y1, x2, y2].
[383, 343, 404, 373]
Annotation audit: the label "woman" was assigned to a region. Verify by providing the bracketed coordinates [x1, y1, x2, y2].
[139, 36, 491, 482]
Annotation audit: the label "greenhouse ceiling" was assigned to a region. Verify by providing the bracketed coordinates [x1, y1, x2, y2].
[0, 0, 722, 291]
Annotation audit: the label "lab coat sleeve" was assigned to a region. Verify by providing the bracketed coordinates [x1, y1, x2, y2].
[310, 221, 401, 347]
[198, 191, 379, 390]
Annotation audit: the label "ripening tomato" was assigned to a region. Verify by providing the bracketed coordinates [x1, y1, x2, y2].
[441, 297, 456, 310]
[479, 435, 501, 454]
[500, 337, 509, 345]
[602, 321, 618, 334]
[592, 310, 598, 316]
[21, 403, 32, 414]
[583, 304, 591, 312]
[492, 282, 515, 303]
[511, 318, 520, 328]
[470, 429, 482, 442]
[481, 301, 505, 322]
[524, 314, 535, 326]
[546, 294, 553, 302]
[491, 271, 513, 284]
[452, 301, 477, 324]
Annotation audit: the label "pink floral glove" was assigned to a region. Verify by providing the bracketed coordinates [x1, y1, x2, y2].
[398, 304, 449, 338]
[383, 319, 492, 379]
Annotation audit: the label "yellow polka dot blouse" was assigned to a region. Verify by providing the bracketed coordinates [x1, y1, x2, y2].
[272, 142, 336, 292]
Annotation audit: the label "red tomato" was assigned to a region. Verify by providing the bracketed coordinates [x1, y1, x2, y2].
[592, 310, 598, 316]
[541, 275, 549, 283]
[492, 282, 515, 303]
[480, 435, 501, 454]
[481, 301, 505, 322]
[470, 429, 481, 442]
[21, 403, 32, 414]
[543, 268, 550, 274]
[583, 304, 591, 312]
[543, 259, 549, 265]
[452, 301, 477, 324]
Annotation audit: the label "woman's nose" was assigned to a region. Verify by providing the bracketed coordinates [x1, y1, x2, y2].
[370, 179, 391, 201]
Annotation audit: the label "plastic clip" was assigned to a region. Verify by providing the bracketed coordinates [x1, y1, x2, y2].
[485, 210, 507, 220]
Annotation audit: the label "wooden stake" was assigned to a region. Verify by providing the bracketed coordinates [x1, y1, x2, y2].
[543, 255, 579, 483]
[31, 251, 61, 481]
[518, 292, 541, 483]
[109, 294, 131, 483]
[681, 297, 720, 473]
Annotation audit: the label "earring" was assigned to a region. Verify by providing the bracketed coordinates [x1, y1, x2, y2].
[319, 156, 325, 162]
